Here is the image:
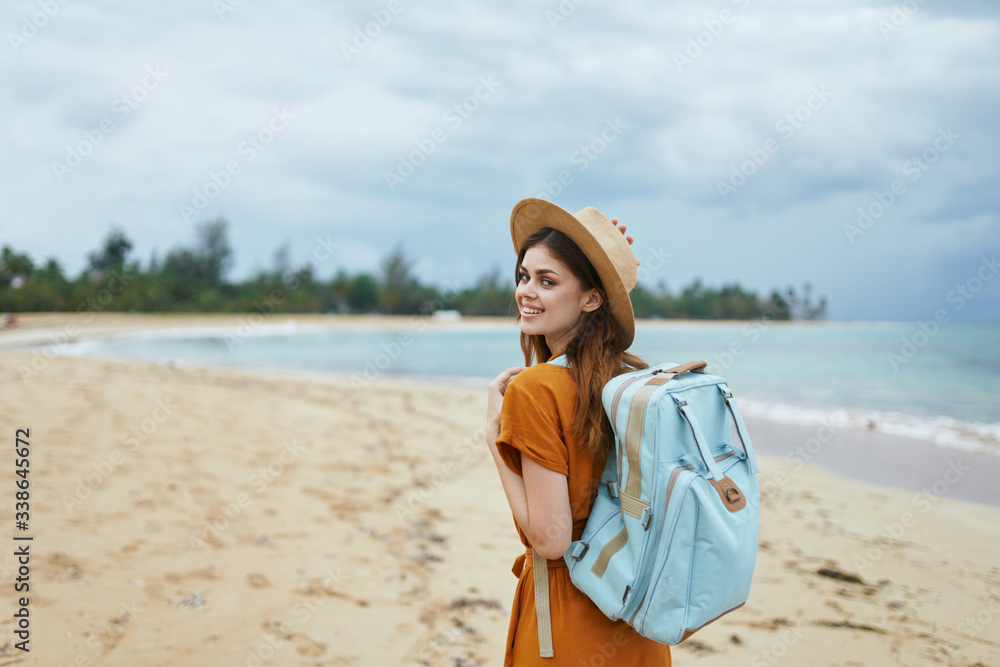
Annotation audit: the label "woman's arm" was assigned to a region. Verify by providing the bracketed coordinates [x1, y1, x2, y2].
[520, 457, 572, 558]
[486, 368, 574, 559]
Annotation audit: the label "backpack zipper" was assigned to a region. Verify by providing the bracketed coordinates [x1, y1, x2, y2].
[622, 470, 693, 620]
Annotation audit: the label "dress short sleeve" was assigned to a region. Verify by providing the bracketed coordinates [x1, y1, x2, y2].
[496, 368, 570, 477]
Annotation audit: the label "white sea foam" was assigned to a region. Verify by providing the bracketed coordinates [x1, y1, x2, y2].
[92, 320, 326, 341]
[40, 321, 999, 459]
[739, 399, 1000, 458]
[84, 319, 517, 342]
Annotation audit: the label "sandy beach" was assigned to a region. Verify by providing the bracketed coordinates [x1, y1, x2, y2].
[0, 313, 998, 665]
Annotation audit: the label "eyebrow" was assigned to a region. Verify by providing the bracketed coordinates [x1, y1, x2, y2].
[519, 266, 560, 277]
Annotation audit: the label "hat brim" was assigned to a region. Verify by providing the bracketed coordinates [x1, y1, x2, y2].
[510, 197, 636, 350]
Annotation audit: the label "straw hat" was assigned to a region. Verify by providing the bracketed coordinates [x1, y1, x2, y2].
[510, 197, 638, 349]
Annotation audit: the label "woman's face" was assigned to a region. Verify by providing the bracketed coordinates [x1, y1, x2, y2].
[516, 245, 602, 353]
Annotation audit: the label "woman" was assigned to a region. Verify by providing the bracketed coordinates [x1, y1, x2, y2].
[485, 198, 672, 665]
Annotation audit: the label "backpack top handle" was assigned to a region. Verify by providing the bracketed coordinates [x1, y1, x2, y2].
[647, 361, 707, 385]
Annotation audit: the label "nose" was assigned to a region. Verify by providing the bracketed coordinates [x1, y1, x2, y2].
[516, 278, 536, 300]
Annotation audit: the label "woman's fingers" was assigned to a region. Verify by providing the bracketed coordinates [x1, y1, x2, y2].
[486, 366, 528, 442]
[497, 366, 526, 393]
[611, 217, 639, 264]
[489, 366, 526, 397]
[612, 217, 641, 266]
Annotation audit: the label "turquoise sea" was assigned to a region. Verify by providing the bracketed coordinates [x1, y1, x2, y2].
[61, 319, 1000, 457]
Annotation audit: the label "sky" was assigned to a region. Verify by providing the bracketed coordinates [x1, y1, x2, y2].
[2, 0, 998, 322]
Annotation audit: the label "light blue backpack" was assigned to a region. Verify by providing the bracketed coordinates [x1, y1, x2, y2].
[533, 356, 759, 655]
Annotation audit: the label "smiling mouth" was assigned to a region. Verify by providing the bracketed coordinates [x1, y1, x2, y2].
[522, 306, 544, 315]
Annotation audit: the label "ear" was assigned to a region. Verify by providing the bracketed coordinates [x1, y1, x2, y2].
[580, 289, 603, 313]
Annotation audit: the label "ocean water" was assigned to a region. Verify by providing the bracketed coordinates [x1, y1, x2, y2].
[60, 319, 1000, 456]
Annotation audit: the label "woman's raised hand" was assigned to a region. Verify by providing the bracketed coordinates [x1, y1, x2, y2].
[486, 366, 527, 445]
[611, 217, 640, 266]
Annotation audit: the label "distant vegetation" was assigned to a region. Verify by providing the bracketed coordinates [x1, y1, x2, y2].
[0, 219, 826, 321]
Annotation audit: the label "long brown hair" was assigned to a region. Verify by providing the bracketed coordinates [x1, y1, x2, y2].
[515, 228, 648, 459]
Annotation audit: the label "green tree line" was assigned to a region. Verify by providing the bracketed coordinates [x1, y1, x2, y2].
[0, 220, 826, 320]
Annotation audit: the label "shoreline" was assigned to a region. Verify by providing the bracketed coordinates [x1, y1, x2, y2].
[5, 312, 1000, 507]
[13, 339, 1000, 509]
[4, 311, 996, 352]
[0, 312, 522, 350]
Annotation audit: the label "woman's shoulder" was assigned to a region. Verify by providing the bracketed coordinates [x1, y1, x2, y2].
[507, 361, 574, 395]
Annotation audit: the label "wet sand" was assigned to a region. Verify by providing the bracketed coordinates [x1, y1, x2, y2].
[746, 417, 1000, 507]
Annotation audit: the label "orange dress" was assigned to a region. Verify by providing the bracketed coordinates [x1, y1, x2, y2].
[496, 354, 672, 666]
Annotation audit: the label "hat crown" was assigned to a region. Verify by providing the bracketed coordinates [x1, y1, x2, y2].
[572, 206, 638, 292]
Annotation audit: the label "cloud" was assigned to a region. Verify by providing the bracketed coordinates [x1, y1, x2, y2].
[1, 0, 997, 321]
